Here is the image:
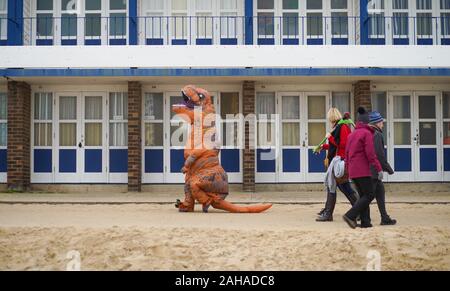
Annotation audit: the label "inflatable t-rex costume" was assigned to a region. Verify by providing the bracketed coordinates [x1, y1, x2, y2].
[172, 85, 272, 213]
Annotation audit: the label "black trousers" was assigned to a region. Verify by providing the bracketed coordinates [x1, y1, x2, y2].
[345, 177, 375, 225]
[373, 178, 390, 220]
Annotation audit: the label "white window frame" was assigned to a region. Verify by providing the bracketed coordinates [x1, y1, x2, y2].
[108, 0, 128, 40]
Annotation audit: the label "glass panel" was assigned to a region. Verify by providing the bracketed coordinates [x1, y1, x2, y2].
[110, 13, 126, 36]
[418, 95, 436, 119]
[148, 0, 164, 10]
[196, 0, 212, 10]
[307, 13, 323, 36]
[145, 123, 163, 146]
[170, 96, 184, 119]
[34, 123, 52, 146]
[171, 14, 188, 38]
[443, 92, 450, 119]
[170, 122, 189, 146]
[0, 0, 6, 11]
[220, 12, 237, 37]
[257, 0, 274, 9]
[307, 0, 322, 9]
[1, 14, 6, 39]
[393, 12, 408, 36]
[62, 14, 77, 37]
[308, 96, 326, 119]
[283, 123, 300, 146]
[59, 123, 76, 146]
[417, 0, 432, 10]
[258, 12, 274, 35]
[220, 93, 239, 119]
[256, 93, 275, 117]
[283, 13, 298, 36]
[257, 122, 275, 146]
[282, 96, 300, 119]
[369, 13, 385, 36]
[109, 122, 127, 146]
[283, 0, 298, 10]
[62, 0, 77, 11]
[419, 122, 436, 145]
[222, 122, 239, 146]
[221, 0, 237, 10]
[331, 12, 348, 36]
[85, 123, 102, 146]
[332, 92, 350, 114]
[331, 0, 347, 9]
[417, 13, 432, 36]
[110, 0, 126, 10]
[196, 13, 213, 37]
[172, 0, 187, 10]
[371, 92, 387, 118]
[441, 13, 450, 36]
[0, 93, 7, 119]
[109, 92, 128, 120]
[394, 122, 411, 145]
[393, 95, 410, 119]
[85, 13, 101, 37]
[37, 0, 53, 10]
[37, 13, 54, 37]
[144, 93, 163, 120]
[86, 0, 101, 10]
[85, 96, 102, 120]
[443, 122, 450, 144]
[308, 123, 326, 146]
[393, 0, 408, 9]
[0, 123, 6, 146]
[35, 93, 53, 120]
[442, 0, 450, 9]
[59, 97, 77, 120]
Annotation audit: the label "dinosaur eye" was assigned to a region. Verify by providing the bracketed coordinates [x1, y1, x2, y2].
[198, 93, 205, 100]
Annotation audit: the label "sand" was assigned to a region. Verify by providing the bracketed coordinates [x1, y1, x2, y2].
[0, 203, 449, 270]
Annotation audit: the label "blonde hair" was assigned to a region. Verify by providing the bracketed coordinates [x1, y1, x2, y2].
[327, 108, 343, 124]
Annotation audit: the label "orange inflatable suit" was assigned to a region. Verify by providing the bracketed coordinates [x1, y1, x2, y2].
[172, 85, 272, 213]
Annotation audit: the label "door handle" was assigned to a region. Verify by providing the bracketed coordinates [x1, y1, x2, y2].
[302, 140, 306, 147]
[78, 142, 83, 148]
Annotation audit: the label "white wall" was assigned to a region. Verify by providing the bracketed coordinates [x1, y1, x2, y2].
[1, 46, 450, 69]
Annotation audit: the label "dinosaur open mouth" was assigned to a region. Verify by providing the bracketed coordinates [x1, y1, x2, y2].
[180, 90, 196, 109]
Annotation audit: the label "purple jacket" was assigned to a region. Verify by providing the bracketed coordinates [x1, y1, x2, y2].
[345, 122, 382, 179]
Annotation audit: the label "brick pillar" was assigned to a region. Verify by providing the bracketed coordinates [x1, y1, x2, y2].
[128, 81, 142, 192]
[7, 81, 31, 191]
[353, 80, 372, 113]
[242, 81, 255, 192]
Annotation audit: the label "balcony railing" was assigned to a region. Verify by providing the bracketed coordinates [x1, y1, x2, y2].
[0, 15, 448, 46]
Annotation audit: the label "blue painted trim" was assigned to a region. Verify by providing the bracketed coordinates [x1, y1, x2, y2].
[170, 149, 184, 173]
[394, 148, 412, 172]
[367, 38, 386, 45]
[283, 149, 300, 173]
[110, 39, 126, 45]
[244, 0, 253, 45]
[2, 68, 450, 77]
[444, 148, 450, 172]
[418, 38, 433, 45]
[221, 149, 240, 173]
[256, 149, 276, 173]
[308, 150, 326, 173]
[61, 39, 77, 46]
[85, 149, 102, 173]
[146, 38, 164, 45]
[331, 38, 348, 45]
[220, 38, 238, 45]
[7, 0, 23, 45]
[129, 0, 138, 45]
[34, 149, 52, 173]
[442, 38, 450, 45]
[109, 149, 128, 173]
[36, 39, 53, 46]
[0, 149, 7, 172]
[360, 0, 369, 45]
[85, 39, 101, 45]
[0, 40, 7, 46]
[307, 38, 323, 45]
[393, 38, 409, 45]
[196, 38, 212, 45]
[59, 149, 77, 173]
[257, 38, 275, 45]
[419, 148, 437, 172]
[145, 149, 164, 173]
[172, 39, 187, 45]
[283, 38, 299, 45]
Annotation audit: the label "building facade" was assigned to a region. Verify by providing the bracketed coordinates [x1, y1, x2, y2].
[0, 0, 449, 191]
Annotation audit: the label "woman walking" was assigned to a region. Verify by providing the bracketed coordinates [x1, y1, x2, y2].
[342, 107, 383, 229]
[316, 108, 358, 222]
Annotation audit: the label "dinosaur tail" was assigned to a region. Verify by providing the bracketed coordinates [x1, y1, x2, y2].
[212, 199, 272, 213]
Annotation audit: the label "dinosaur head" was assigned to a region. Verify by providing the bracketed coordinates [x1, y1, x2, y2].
[172, 85, 214, 123]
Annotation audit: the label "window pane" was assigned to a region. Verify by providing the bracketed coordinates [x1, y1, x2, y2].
[110, 13, 126, 36]
[331, 12, 348, 35]
[85, 123, 102, 146]
[307, 13, 323, 36]
[282, 96, 300, 119]
[59, 123, 76, 146]
[171, 122, 190, 146]
[258, 0, 274, 9]
[258, 12, 274, 35]
[393, 0, 408, 9]
[442, 0, 450, 9]
[0, 123, 6, 146]
[0, 93, 7, 119]
[308, 96, 326, 119]
[443, 122, 450, 144]
[0, 0, 6, 10]
[62, 0, 77, 11]
[369, 13, 385, 36]
[331, 0, 347, 9]
[418, 96, 436, 119]
[86, 0, 101, 10]
[441, 13, 450, 35]
[307, 0, 322, 9]
[172, 0, 187, 10]
[283, 0, 298, 10]
[35, 93, 53, 120]
[85, 13, 101, 37]
[85, 96, 102, 120]
[394, 122, 411, 145]
[308, 123, 325, 146]
[393, 95, 411, 119]
[59, 96, 77, 120]
[417, 13, 432, 36]
[148, 0, 164, 10]
[196, 0, 212, 10]
[332, 92, 350, 114]
[1, 15, 6, 39]
[256, 93, 275, 116]
[371, 92, 387, 118]
[443, 92, 450, 119]
[109, 122, 127, 146]
[419, 122, 436, 145]
[257, 122, 275, 146]
[220, 92, 239, 119]
[110, 92, 128, 120]
[37, 0, 53, 10]
[221, 0, 237, 10]
[145, 93, 163, 120]
[393, 12, 408, 36]
[110, 0, 126, 10]
[37, 13, 54, 37]
[417, 0, 432, 10]
[283, 122, 300, 146]
[222, 122, 239, 146]
[62, 14, 77, 37]
[283, 12, 298, 35]
[34, 123, 52, 146]
[145, 123, 163, 146]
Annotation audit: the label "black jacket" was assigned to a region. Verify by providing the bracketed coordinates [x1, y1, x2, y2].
[370, 125, 394, 178]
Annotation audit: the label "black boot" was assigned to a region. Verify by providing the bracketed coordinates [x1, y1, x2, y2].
[381, 216, 397, 225]
[316, 192, 336, 222]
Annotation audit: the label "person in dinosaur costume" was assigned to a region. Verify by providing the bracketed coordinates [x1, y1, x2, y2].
[172, 85, 272, 213]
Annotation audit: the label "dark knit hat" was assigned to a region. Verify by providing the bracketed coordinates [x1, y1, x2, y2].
[369, 111, 384, 124]
[357, 107, 369, 124]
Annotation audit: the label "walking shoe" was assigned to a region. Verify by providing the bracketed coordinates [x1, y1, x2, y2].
[381, 217, 397, 225]
[316, 211, 333, 222]
[317, 208, 326, 216]
[342, 215, 357, 229]
[359, 223, 373, 228]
